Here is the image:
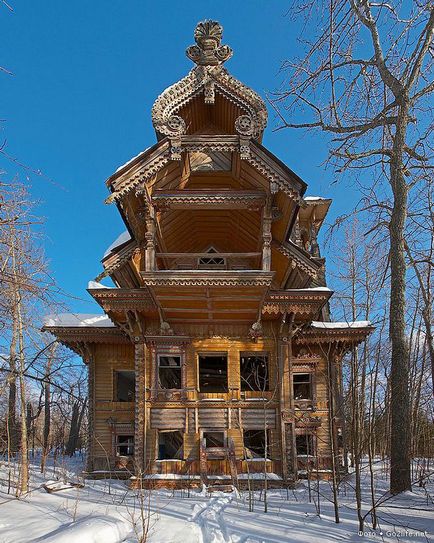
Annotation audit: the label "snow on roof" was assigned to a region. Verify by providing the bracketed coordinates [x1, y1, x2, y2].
[115, 147, 150, 173]
[43, 313, 116, 328]
[103, 230, 131, 258]
[311, 320, 371, 329]
[87, 280, 113, 290]
[304, 196, 330, 202]
[284, 287, 332, 294]
[303, 286, 331, 292]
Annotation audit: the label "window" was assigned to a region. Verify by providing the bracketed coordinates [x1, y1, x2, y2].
[116, 435, 134, 456]
[114, 371, 135, 402]
[199, 354, 228, 392]
[240, 354, 269, 391]
[243, 429, 270, 459]
[203, 431, 225, 448]
[293, 373, 312, 400]
[158, 355, 182, 389]
[189, 150, 231, 172]
[296, 434, 314, 456]
[158, 430, 183, 459]
[198, 247, 226, 269]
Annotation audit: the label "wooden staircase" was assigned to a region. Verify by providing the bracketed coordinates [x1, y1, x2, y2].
[199, 437, 238, 493]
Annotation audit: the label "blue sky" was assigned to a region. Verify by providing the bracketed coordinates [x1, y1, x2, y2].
[1, 1, 350, 314]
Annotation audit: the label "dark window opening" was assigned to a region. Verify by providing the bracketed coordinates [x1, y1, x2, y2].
[293, 373, 312, 400]
[116, 435, 134, 456]
[296, 434, 314, 456]
[243, 429, 270, 459]
[203, 431, 225, 448]
[114, 371, 135, 402]
[158, 430, 184, 460]
[158, 355, 182, 389]
[199, 354, 228, 392]
[337, 428, 344, 449]
[240, 354, 269, 391]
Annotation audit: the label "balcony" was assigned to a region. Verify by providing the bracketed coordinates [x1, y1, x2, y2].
[155, 251, 262, 271]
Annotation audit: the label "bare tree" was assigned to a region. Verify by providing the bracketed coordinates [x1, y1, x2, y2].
[272, 0, 434, 494]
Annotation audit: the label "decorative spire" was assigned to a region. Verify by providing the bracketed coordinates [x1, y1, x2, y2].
[186, 20, 233, 66]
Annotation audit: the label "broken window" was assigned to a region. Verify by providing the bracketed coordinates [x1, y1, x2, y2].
[295, 434, 314, 456]
[203, 431, 225, 448]
[199, 354, 228, 392]
[115, 434, 134, 456]
[198, 247, 226, 269]
[293, 373, 312, 400]
[243, 429, 270, 459]
[240, 354, 269, 391]
[114, 371, 135, 402]
[158, 430, 184, 460]
[158, 355, 182, 389]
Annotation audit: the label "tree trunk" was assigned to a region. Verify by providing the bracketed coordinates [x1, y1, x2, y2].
[65, 399, 86, 457]
[389, 101, 412, 494]
[17, 295, 28, 495]
[41, 377, 51, 473]
[7, 353, 18, 455]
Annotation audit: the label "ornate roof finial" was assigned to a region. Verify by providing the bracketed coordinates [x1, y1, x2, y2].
[186, 20, 233, 66]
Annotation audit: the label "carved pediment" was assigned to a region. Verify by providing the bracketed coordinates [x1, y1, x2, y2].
[151, 21, 268, 142]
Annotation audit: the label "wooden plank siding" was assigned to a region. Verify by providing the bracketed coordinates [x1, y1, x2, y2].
[89, 335, 334, 476]
[92, 343, 135, 470]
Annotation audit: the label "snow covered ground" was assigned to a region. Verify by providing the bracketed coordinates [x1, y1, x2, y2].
[0, 455, 432, 542]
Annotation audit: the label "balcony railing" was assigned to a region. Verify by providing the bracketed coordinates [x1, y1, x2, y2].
[155, 252, 262, 271]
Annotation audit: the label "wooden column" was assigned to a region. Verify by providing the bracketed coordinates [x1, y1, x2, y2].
[262, 198, 272, 271]
[145, 206, 156, 271]
[85, 346, 95, 473]
[278, 338, 288, 481]
[279, 317, 298, 482]
[287, 336, 298, 479]
[134, 340, 147, 473]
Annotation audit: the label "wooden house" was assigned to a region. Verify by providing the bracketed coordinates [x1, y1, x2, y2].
[44, 20, 372, 488]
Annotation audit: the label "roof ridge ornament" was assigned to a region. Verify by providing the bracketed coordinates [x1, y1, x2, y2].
[151, 20, 268, 156]
[186, 20, 233, 66]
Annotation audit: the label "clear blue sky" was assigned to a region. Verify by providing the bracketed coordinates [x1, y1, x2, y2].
[1, 1, 351, 314]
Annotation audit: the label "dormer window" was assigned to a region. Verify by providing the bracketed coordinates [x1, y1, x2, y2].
[198, 247, 226, 269]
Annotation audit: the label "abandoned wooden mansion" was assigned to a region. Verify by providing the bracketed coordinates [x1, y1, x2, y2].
[44, 21, 372, 487]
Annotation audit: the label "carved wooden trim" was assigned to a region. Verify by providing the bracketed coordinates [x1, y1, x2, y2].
[272, 240, 321, 279]
[152, 189, 266, 210]
[106, 142, 172, 201]
[262, 289, 330, 318]
[98, 242, 139, 282]
[89, 288, 158, 312]
[134, 341, 146, 471]
[141, 270, 273, 288]
[294, 326, 373, 348]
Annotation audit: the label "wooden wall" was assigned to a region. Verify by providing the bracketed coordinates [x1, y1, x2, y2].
[88, 337, 335, 476]
[91, 343, 135, 471]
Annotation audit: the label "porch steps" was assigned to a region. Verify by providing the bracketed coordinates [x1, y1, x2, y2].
[206, 483, 235, 493]
[199, 436, 238, 493]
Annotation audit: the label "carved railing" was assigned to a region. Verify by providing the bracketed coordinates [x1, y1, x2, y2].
[155, 252, 262, 271]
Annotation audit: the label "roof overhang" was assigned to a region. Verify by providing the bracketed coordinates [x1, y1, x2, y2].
[294, 322, 374, 354]
[262, 289, 332, 321]
[140, 270, 274, 325]
[299, 197, 332, 230]
[272, 240, 323, 280]
[105, 136, 305, 205]
[88, 287, 158, 314]
[42, 325, 129, 361]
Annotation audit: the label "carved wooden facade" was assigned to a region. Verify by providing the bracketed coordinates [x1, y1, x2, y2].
[44, 21, 372, 486]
